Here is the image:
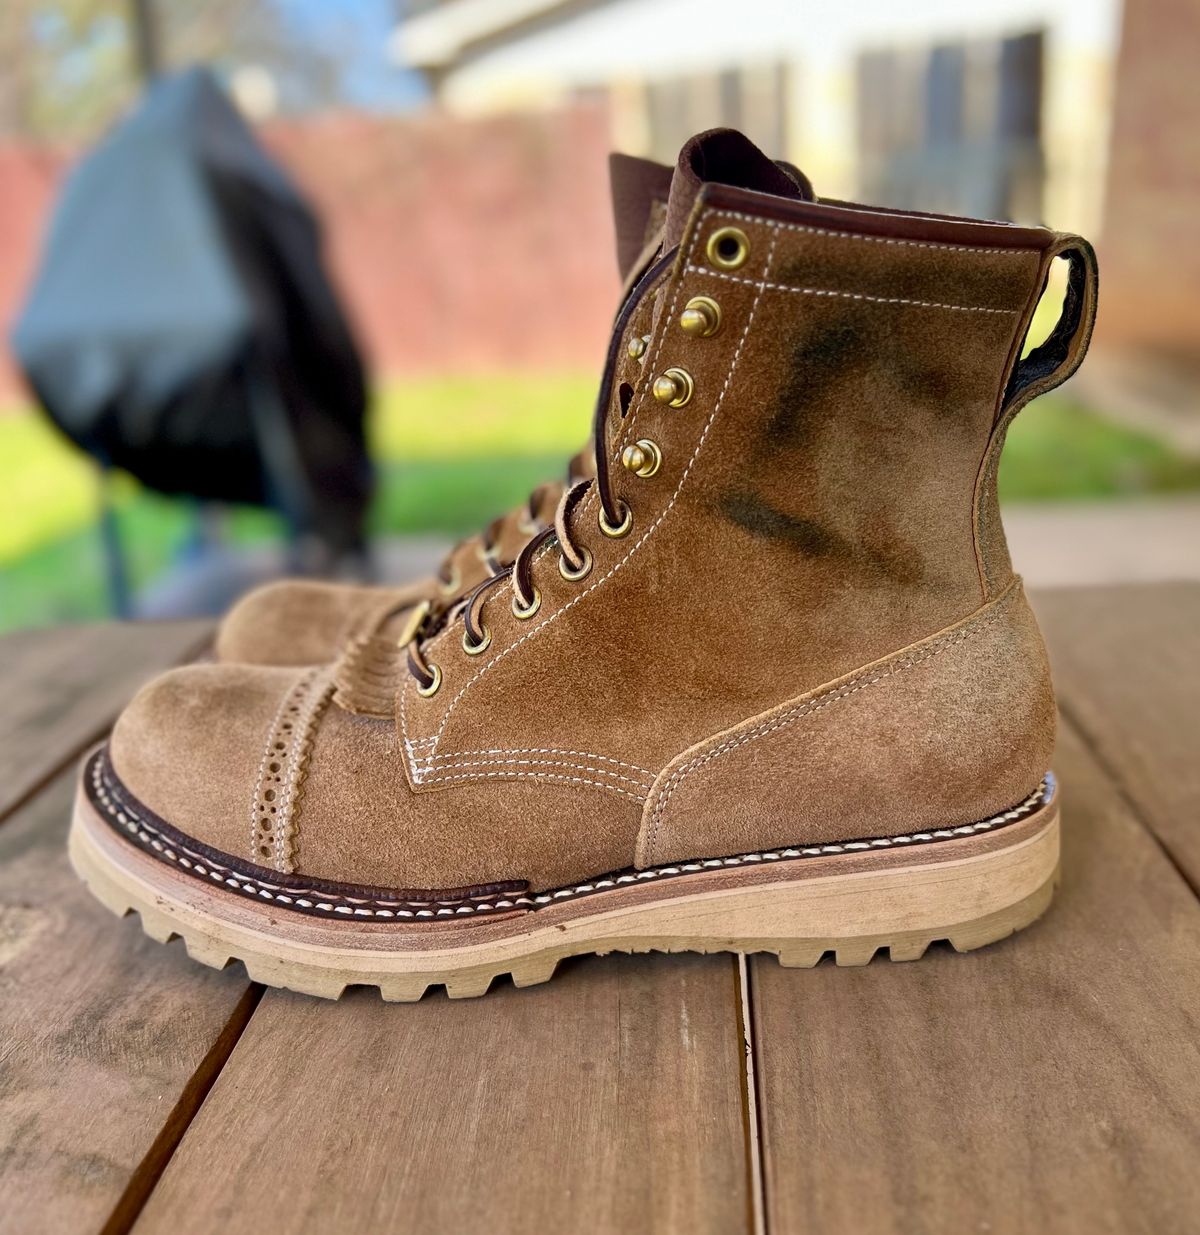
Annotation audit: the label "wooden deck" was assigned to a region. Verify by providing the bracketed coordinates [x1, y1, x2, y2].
[1, 585, 1197, 1235]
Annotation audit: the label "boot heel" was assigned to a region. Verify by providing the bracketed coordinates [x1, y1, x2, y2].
[589, 806, 1060, 965]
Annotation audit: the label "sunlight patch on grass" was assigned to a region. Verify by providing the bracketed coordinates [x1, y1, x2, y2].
[0, 412, 98, 561]
[370, 372, 594, 461]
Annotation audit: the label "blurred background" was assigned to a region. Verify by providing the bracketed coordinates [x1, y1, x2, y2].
[1, 0, 1197, 632]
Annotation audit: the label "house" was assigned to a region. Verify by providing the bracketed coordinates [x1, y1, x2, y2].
[391, 0, 1121, 236]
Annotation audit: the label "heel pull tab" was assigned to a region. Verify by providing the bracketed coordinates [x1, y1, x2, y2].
[974, 235, 1098, 597]
[1000, 235, 1099, 425]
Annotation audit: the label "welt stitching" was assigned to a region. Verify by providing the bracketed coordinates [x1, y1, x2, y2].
[685, 264, 1020, 316]
[648, 592, 1014, 858]
[711, 208, 1037, 255]
[91, 754, 1048, 920]
[413, 748, 655, 776]
[416, 218, 780, 759]
[414, 757, 652, 790]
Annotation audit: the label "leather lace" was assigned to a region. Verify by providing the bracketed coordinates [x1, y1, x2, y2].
[408, 247, 678, 692]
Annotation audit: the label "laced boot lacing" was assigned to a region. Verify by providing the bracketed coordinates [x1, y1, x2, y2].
[407, 247, 676, 697]
[433, 449, 592, 596]
[407, 473, 621, 696]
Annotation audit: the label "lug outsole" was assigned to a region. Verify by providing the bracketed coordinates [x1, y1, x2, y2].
[77, 883, 1057, 1001]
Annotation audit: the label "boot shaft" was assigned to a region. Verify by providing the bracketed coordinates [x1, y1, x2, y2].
[398, 131, 1096, 865]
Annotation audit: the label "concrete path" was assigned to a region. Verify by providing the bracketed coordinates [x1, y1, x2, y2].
[136, 499, 1200, 619]
[1004, 497, 1200, 587]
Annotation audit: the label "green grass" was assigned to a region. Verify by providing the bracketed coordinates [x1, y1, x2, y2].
[2, 372, 1198, 632]
[999, 397, 1200, 500]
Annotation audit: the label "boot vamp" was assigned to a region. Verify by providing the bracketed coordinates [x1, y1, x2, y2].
[106, 662, 642, 895]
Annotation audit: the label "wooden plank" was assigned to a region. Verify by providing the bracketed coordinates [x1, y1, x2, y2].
[0, 771, 255, 1235]
[750, 719, 1200, 1235]
[0, 621, 210, 822]
[1034, 583, 1200, 887]
[133, 955, 751, 1235]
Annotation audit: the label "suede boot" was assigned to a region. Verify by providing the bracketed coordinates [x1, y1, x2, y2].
[71, 129, 1097, 1000]
[216, 153, 675, 666]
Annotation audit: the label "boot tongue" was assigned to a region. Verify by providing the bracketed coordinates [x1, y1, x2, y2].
[663, 128, 813, 251]
[609, 153, 675, 281]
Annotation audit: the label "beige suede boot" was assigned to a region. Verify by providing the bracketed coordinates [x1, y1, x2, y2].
[71, 129, 1097, 1000]
[215, 153, 675, 667]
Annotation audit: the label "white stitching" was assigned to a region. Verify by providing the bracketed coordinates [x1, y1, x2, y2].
[408, 218, 781, 763]
[647, 589, 1016, 861]
[397, 232, 683, 759]
[415, 769, 647, 802]
[709, 208, 1038, 255]
[412, 747, 655, 777]
[92, 753, 1050, 920]
[414, 757, 652, 790]
[685, 264, 1020, 315]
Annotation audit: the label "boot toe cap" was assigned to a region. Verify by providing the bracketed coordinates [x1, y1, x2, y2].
[108, 663, 302, 861]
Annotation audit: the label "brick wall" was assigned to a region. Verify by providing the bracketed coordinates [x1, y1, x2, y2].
[1096, 0, 1200, 358]
[0, 104, 619, 402]
[0, 143, 72, 401]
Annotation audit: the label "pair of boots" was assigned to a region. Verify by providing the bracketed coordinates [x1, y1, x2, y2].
[70, 129, 1098, 1000]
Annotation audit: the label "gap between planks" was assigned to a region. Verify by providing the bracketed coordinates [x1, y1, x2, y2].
[1056, 693, 1200, 906]
[98, 984, 265, 1235]
[736, 953, 768, 1235]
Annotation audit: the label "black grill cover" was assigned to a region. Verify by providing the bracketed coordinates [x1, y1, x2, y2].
[11, 67, 371, 556]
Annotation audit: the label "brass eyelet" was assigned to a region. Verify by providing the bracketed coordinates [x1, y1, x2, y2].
[417, 664, 442, 698]
[621, 439, 661, 478]
[512, 586, 541, 620]
[598, 500, 633, 539]
[462, 625, 492, 656]
[706, 226, 750, 271]
[627, 335, 648, 361]
[652, 367, 693, 408]
[437, 566, 460, 598]
[558, 546, 593, 582]
[680, 295, 722, 337]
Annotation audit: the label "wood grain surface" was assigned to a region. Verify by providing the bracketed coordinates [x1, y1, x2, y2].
[0, 622, 255, 1235]
[0, 621, 209, 823]
[749, 719, 1200, 1235]
[133, 954, 751, 1235]
[1035, 584, 1200, 889]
